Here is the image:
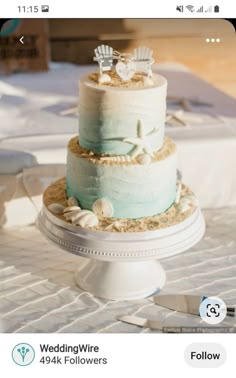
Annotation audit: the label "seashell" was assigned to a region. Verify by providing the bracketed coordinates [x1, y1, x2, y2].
[136, 154, 152, 165]
[72, 210, 99, 228]
[100, 155, 131, 163]
[98, 73, 112, 84]
[67, 196, 79, 207]
[105, 220, 124, 231]
[48, 203, 65, 214]
[177, 198, 190, 213]
[92, 198, 114, 217]
[63, 206, 98, 228]
[63, 206, 81, 213]
[63, 206, 81, 222]
[175, 183, 182, 204]
[184, 194, 199, 206]
[177, 194, 198, 213]
[143, 76, 154, 86]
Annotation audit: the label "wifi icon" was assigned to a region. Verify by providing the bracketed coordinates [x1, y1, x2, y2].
[186, 5, 195, 11]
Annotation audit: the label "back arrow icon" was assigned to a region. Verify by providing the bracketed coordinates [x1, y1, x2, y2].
[19, 36, 24, 44]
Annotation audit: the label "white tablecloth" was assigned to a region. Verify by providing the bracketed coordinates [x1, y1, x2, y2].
[0, 206, 235, 333]
[0, 62, 236, 211]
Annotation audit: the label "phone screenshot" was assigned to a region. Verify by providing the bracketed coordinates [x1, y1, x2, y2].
[0, 2, 235, 376]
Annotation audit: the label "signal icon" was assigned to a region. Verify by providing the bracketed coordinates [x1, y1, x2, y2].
[186, 5, 195, 12]
[176, 5, 184, 12]
[205, 6, 212, 12]
[197, 6, 203, 12]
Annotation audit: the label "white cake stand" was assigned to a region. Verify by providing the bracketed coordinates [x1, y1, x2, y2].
[38, 205, 205, 300]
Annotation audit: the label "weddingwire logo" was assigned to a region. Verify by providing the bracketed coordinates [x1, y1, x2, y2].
[12, 343, 35, 366]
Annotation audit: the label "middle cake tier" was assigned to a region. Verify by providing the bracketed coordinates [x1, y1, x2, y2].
[67, 137, 177, 219]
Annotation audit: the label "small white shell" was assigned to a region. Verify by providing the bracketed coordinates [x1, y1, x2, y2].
[177, 194, 198, 213]
[73, 210, 99, 228]
[63, 206, 81, 213]
[143, 76, 154, 86]
[67, 196, 79, 206]
[48, 203, 65, 214]
[136, 154, 152, 165]
[63, 206, 82, 222]
[105, 220, 125, 231]
[98, 73, 112, 84]
[185, 194, 199, 206]
[92, 198, 114, 217]
[175, 183, 182, 204]
[63, 206, 98, 228]
[177, 198, 190, 213]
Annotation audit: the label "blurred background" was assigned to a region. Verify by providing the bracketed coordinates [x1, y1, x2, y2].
[0, 18, 236, 96]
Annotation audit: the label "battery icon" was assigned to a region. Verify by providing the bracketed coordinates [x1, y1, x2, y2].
[41, 5, 49, 12]
[214, 5, 220, 12]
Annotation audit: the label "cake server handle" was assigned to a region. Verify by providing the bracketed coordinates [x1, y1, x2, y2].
[118, 315, 177, 331]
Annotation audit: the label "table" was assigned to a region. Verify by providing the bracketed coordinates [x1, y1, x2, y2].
[0, 206, 235, 333]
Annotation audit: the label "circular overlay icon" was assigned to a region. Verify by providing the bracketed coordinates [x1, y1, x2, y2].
[0, 19, 21, 36]
[199, 296, 227, 325]
[12, 343, 35, 366]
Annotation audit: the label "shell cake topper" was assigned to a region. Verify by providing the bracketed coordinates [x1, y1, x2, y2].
[93, 44, 154, 82]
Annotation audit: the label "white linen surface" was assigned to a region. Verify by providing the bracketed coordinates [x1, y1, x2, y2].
[0, 149, 37, 174]
[0, 165, 65, 227]
[0, 62, 236, 209]
[0, 206, 235, 333]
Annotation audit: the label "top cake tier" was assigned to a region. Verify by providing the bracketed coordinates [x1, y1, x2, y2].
[78, 72, 167, 156]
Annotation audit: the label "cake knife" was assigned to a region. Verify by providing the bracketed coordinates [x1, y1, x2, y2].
[118, 315, 178, 331]
[152, 294, 235, 317]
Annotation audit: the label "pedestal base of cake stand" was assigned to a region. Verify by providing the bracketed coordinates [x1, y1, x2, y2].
[38, 205, 205, 300]
[75, 260, 166, 300]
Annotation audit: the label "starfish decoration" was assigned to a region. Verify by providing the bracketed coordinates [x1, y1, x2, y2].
[60, 105, 78, 116]
[167, 96, 213, 111]
[166, 110, 204, 127]
[124, 120, 158, 159]
[166, 110, 188, 126]
[105, 220, 126, 231]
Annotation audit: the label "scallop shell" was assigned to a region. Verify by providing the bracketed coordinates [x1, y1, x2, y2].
[136, 154, 152, 165]
[92, 198, 114, 217]
[98, 73, 112, 84]
[67, 196, 79, 207]
[63, 206, 81, 222]
[48, 203, 65, 214]
[73, 210, 99, 228]
[63, 206, 98, 228]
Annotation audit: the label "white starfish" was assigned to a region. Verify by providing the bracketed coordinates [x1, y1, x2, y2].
[124, 121, 158, 159]
[166, 110, 203, 127]
[166, 110, 188, 126]
[167, 96, 212, 111]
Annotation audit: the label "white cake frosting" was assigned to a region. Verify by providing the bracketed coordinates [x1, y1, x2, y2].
[66, 137, 177, 219]
[78, 73, 167, 156]
[64, 68, 178, 221]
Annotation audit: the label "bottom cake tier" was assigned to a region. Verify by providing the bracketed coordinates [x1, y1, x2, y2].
[43, 178, 198, 233]
[66, 136, 177, 219]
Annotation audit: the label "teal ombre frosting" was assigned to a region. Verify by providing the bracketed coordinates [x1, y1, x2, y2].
[78, 74, 167, 155]
[66, 141, 177, 219]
